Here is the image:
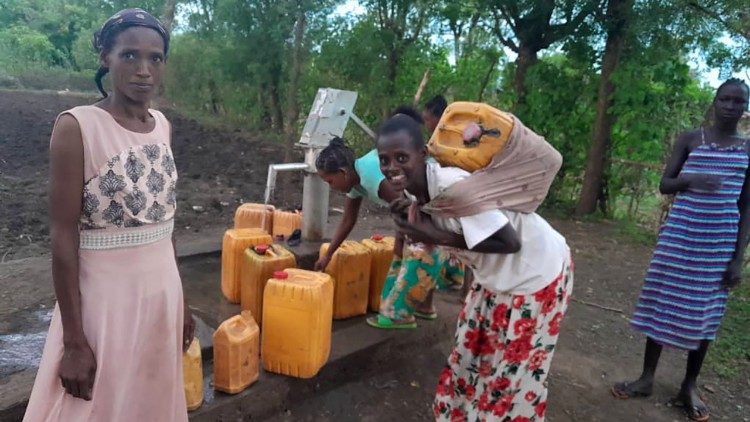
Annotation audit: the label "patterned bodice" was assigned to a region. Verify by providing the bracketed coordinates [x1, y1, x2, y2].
[81, 143, 177, 230]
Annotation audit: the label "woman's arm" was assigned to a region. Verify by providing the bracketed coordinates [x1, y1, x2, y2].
[659, 131, 721, 194]
[395, 216, 521, 254]
[49, 114, 97, 400]
[314, 196, 362, 270]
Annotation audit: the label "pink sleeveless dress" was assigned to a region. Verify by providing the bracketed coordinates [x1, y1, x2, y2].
[24, 106, 188, 421]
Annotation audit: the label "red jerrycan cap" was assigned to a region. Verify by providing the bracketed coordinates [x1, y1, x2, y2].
[254, 244, 269, 255]
[371, 234, 384, 241]
[273, 271, 289, 280]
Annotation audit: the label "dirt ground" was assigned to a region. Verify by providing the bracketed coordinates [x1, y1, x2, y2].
[0, 89, 316, 261]
[1, 90, 748, 421]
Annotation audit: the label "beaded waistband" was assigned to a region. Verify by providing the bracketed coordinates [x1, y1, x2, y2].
[79, 220, 174, 250]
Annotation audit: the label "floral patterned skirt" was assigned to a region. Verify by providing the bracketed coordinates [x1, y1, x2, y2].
[434, 256, 574, 422]
[379, 242, 465, 322]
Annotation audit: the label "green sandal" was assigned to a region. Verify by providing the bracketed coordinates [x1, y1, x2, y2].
[366, 315, 417, 330]
[414, 310, 438, 320]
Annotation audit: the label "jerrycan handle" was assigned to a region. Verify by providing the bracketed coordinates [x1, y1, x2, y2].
[463, 122, 501, 147]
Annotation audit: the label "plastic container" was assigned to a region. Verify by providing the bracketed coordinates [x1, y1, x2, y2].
[361, 235, 396, 312]
[272, 209, 303, 239]
[221, 228, 273, 303]
[262, 269, 334, 378]
[240, 244, 297, 325]
[183, 338, 203, 411]
[319, 240, 371, 319]
[234, 203, 275, 233]
[427, 102, 514, 172]
[213, 311, 260, 394]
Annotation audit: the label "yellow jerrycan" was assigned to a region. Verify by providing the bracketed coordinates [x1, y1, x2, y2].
[272, 209, 302, 239]
[212, 311, 260, 394]
[240, 244, 297, 325]
[221, 228, 273, 303]
[319, 240, 371, 319]
[262, 269, 334, 378]
[183, 337, 203, 411]
[234, 203, 274, 233]
[360, 234, 395, 312]
[427, 102, 514, 172]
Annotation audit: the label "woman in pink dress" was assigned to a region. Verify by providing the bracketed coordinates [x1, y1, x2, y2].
[24, 9, 193, 421]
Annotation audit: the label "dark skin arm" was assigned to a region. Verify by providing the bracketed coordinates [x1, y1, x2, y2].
[391, 199, 521, 254]
[659, 131, 722, 194]
[378, 179, 407, 259]
[49, 114, 96, 401]
[314, 196, 362, 271]
[166, 119, 195, 351]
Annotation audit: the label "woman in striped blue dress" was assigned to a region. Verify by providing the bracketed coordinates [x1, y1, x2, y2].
[612, 78, 750, 422]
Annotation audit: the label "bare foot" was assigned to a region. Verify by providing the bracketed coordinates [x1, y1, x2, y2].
[611, 377, 653, 399]
[673, 385, 709, 422]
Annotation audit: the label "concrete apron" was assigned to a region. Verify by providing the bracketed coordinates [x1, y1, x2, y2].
[0, 213, 450, 421]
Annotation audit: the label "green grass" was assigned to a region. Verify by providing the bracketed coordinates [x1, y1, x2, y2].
[708, 281, 750, 379]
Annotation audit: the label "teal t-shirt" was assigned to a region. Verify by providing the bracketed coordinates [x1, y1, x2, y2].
[346, 149, 387, 206]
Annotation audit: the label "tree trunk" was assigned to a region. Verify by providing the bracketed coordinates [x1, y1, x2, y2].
[575, 0, 634, 216]
[512, 47, 537, 111]
[477, 54, 500, 102]
[284, 4, 306, 162]
[162, 0, 178, 34]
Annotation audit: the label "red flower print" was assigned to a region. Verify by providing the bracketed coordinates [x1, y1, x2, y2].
[533, 280, 560, 315]
[490, 377, 511, 391]
[478, 360, 493, 377]
[528, 350, 548, 371]
[434, 401, 448, 417]
[512, 296, 525, 309]
[436, 367, 453, 397]
[536, 401, 547, 417]
[548, 312, 564, 336]
[492, 395, 513, 417]
[478, 393, 492, 412]
[450, 350, 461, 365]
[458, 307, 467, 322]
[525, 391, 537, 402]
[510, 417, 531, 422]
[492, 303, 510, 331]
[465, 384, 476, 401]
[513, 318, 536, 338]
[504, 336, 533, 364]
[464, 329, 496, 356]
[450, 408, 467, 422]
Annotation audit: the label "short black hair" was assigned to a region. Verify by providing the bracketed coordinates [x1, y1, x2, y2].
[424, 95, 447, 118]
[315, 136, 355, 173]
[390, 105, 424, 125]
[378, 114, 425, 150]
[715, 78, 749, 105]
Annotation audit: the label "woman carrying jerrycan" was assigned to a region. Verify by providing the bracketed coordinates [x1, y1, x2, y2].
[24, 9, 193, 422]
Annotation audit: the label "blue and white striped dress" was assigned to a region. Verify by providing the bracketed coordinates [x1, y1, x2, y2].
[631, 131, 748, 350]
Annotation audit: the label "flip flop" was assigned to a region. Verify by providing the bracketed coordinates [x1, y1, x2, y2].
[414, 310, 438, 320]
[366, 315, 417, 330]
[611, 382, 652, 399]
[669, 396, 710, 422]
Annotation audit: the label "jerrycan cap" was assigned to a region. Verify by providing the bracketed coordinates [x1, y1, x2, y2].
[371, 234, 384, 241]
[273, 271, 289, 280]
[254, 244, 269, 255]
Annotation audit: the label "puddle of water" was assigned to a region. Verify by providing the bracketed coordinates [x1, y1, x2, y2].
[0, 309, 52, 378]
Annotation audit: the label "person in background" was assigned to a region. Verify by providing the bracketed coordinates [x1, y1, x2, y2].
[612, 78, 750, 422]
[376, 114, 573, 420]
[24, 9, 192, 421]
[316, 106, 463, 329]
[422, 95, 448, 134]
